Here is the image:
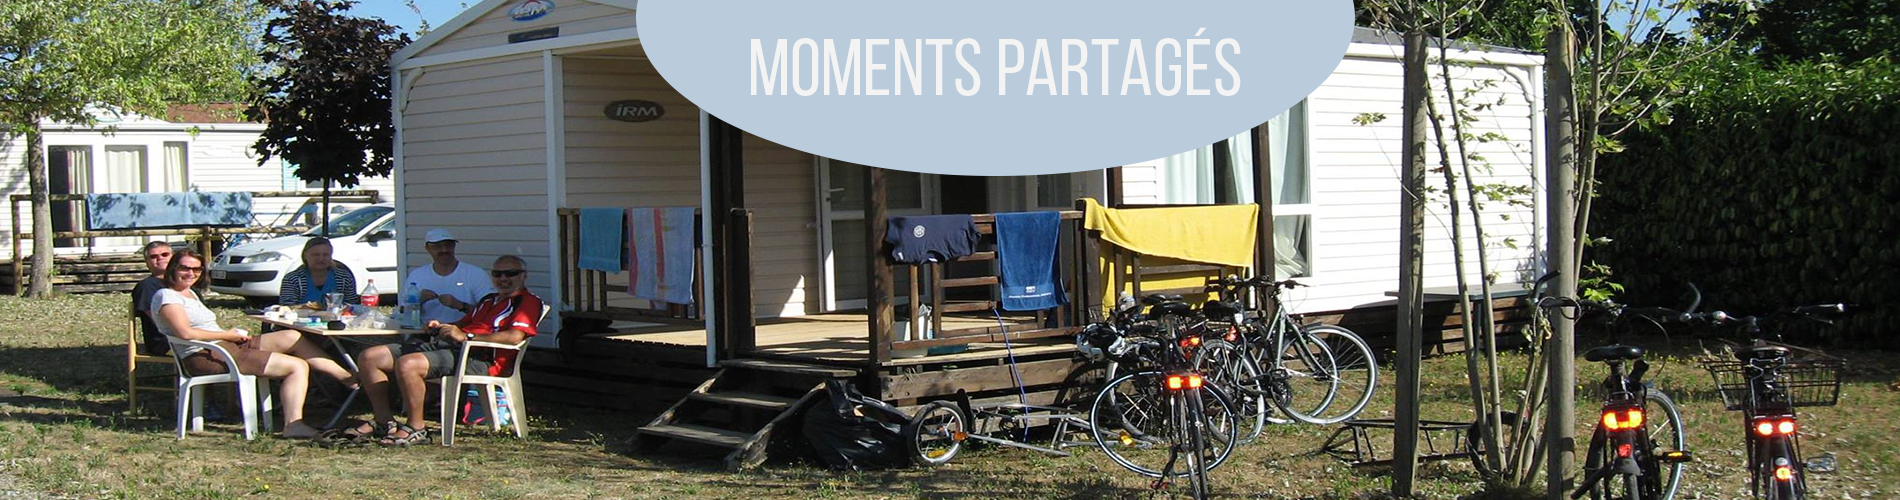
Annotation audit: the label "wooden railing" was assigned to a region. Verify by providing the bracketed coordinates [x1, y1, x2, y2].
[554, 208, 704, 324]
[879, 210, 1092, 354]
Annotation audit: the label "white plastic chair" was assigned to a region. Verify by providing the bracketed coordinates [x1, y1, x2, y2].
[165, 337, 275, 440]
[439, 304, 549, 446]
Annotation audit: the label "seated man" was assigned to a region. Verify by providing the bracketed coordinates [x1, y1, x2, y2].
[130, 241, 174, 355]
[350, 255, 543, 446]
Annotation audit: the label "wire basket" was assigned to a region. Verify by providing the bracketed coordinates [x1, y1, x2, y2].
[1700, 357, 1844, 411]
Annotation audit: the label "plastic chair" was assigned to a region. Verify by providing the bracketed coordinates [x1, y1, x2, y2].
[165, 337, 275, 440]
[127, 304, 176, 413]
[439, 304, 550, 446]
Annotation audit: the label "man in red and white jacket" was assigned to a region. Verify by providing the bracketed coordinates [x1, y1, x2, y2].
[348, 254, 543, 446]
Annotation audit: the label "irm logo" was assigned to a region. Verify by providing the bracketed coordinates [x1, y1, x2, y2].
[604, 100, 666, 122]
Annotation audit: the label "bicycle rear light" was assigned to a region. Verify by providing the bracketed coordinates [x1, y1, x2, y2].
[1187, 374, 1203, 389]
[1178, 336, 1202, 348]
[1167, 375, 1184, 390]
[1775, 465, 1795, 481]
[1224, 327, 1238, 342]
[1164, 373, 1203, 391]
[1616, 443, 1633, 458]
[1600, 408, 1644, 430]
[1754, 418, 1797, 436]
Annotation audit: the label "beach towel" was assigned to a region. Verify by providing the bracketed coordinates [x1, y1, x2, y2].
[995, 211, 1066, 311]
[1078, 198, 1256, 267]
[884, 214, 980, 264]
[577, 208, 625, 272]
[86, 192, 253, 229]
[628, 207, 697, 305]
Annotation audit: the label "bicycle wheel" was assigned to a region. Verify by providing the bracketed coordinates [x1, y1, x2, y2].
[902, 401, 966, 467]
[1274, 325, 1377, 424]
[1178, 391, 1212, 500]
[1643, 391, 1686, 500]
[1194, 339, 1267, 442]
[1090, 372, 1239, 478]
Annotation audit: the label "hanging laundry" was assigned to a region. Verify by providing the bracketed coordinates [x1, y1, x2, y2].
[884, 214, 980, 264]
[628, 207, 697, 305]
[995, 211, 1066, 311]
[577, 207, 625, 273]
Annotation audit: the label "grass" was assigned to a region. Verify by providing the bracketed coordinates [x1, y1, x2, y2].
[2, 292, 1898, 499]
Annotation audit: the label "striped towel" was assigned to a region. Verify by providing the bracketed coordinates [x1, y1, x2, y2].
[627, 207, 697, 305]
[577, 208, 625, 272]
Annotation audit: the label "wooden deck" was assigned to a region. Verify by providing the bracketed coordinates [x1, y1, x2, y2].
[600, 312, 1075, 366]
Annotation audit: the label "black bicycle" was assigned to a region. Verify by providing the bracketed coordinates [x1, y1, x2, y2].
[1086, 293, 1241, 500]
[1697, 304, 1847, 500]
[1193, 275, 1377, 438]
[1542, 293, 1693, 500]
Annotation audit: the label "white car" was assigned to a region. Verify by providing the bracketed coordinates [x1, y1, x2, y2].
[209, 204, 399, 306]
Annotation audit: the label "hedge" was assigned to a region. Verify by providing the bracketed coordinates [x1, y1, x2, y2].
[1593, 57, 1900, 347]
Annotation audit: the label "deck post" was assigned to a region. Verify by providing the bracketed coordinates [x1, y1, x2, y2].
[865, 166, 893, 378]
[1250, 123, 1276, 312]
[1105, 167, 1124, 207]
[708, 115, 751, 361]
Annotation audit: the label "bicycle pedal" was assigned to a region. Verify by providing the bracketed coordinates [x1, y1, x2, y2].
[1149, 479, 1170, 490]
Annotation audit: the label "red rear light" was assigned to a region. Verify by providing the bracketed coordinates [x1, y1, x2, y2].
[1187, 374, 1203, 389]
[1602, 412, 1620, 430]
[1602, 408, 1645, 430]
[1755, 421, 1776, 437]
[1165, 373, 1202, 391]
[1166, 375, 1184, 390]
[1616, 443, 1632, 458]
[1224, 327, 1238, 342]
[1755, 418, 1798, 436]
[1775, 466, 1795, 481]
[1777, 420, 1796, 435]
[1626, 409, 1643, 428]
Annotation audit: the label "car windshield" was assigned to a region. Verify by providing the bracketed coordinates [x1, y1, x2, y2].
[302, 206, 392, 237]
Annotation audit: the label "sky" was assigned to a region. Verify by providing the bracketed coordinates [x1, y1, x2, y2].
[346, 0, 473, 37]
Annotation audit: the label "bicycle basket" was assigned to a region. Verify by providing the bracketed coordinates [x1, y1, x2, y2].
[1700, 358, 1843, 411]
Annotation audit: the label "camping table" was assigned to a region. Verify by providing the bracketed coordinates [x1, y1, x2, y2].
[249, 314, 422, 429]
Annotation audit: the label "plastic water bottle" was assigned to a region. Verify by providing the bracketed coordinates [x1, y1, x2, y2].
[360, 279, 380, 307]
[401, 284, 421, 328]
[494, 388, 513, 426]
[462, 388, 486, 425]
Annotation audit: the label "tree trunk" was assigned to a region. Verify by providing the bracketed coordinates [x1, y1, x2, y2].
[26, 123, 53, 298]
[1435, 38, 1506, 474]
[1545, 25, 1581, 500]
[1392, 28, 1430, 499]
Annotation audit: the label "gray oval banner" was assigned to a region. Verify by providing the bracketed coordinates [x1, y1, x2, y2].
[605, 100, 666, 122]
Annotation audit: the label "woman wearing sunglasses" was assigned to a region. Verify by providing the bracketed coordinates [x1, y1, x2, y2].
[150, 250, 327, 438]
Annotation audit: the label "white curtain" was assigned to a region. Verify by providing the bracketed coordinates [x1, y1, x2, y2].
[1157, 145, 1214, 204]
[162, 142, 188, 192]
[97, 146, 148, 248]
[1266, 101, 1310, 205]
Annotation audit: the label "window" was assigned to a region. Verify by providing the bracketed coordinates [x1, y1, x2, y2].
[1145, 99, 1313, 277]
[161, 142, 189, 192]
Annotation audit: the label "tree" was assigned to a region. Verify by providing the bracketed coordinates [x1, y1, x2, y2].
[246, 0, 409, 234]
[0, 0, 261, 297]
[1700, 0, 1900, 64]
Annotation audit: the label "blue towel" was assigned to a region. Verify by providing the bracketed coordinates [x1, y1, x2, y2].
[87, 192, 252, 229]
[995, 211, 1066, 311]
[885, 214, 980, 263]
[628, 207, 697, 305]
[578, 208, 625, 272]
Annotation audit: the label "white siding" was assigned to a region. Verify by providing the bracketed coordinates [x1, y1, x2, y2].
[400, 54, 552, 291]
[415, 0, 636, 60]
[1119, 53, 1545, 314]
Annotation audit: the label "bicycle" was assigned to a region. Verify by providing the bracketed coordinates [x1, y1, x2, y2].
[1086, 293, 1241, 499]
[1540, 293, 1693, 500]
[1192, 276, 1377, 435]
[1697, 303, 1847, 500]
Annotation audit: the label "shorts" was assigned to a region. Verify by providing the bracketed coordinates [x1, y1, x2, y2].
[180, 340, 272, 377]
[385, 338, 491, 379]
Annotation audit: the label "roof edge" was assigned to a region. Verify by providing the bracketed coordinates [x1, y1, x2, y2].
[389, 0, 639, 66]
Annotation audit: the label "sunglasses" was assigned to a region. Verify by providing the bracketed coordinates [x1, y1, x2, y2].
[176, 266, 204, 273]
[491, 269, 525, 278]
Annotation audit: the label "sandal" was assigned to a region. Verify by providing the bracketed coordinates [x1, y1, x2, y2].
[377, 423, 431, 447]
[317, 421, 384, 447]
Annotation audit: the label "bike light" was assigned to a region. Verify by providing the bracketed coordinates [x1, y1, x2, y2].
[1775, 465, 1795, 481]
[1756, 421, 1776, 437]
[1602, 412, 1621, 430]
[1616, 443, 1632, 458]
[1167, 375, 1185, 390]
[1601, 408, 1644, 430]
[1659, 450, 1694, 463]
[1626, 409, 1643, 428]
[1224, 327, 1238, 342]
[1777, 419, 1796, 435]
[1119, 431, 1135, 446]
[1187, 374, 1203, 389]
[952, 431, 968, 441]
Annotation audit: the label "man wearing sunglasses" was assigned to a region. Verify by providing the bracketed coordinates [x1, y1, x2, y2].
[130, 241, 176, 355]
[351, 255, 543, 446]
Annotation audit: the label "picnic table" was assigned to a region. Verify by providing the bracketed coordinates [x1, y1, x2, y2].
[249, 314, 423, 429]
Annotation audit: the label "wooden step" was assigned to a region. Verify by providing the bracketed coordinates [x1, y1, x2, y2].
[718, 359, 858, 378]
[938, 301, 998, 313]
[940, 276, 998, 288]
[639, 423, 748, 449]
[690, 391, 797, 411]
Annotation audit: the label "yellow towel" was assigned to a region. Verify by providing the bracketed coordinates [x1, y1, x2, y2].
[1080, 198, 1257, 267]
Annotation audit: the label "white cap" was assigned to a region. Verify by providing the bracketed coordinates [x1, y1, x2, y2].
[424, 228, 457, 243]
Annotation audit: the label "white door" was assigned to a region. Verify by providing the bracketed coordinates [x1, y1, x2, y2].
[816, 158, 935, 311]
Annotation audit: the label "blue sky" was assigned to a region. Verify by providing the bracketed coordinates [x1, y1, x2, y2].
[345, 0, 473, 37]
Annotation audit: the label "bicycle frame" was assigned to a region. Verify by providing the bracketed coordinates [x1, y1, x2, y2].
[1742, 356, 1806, 499]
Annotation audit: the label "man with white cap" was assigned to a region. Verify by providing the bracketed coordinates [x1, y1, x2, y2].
[404, 229, 493, 324]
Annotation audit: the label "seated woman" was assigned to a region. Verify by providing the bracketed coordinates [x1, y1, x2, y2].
[278, 237, 359, 307]
[152, 250, 347, 438]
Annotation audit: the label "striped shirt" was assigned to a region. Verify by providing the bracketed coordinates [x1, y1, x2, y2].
[278, 265, 360, 306]
[453, 290, 544, 377]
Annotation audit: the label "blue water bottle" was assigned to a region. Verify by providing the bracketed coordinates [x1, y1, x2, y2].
[495, 388, 513, 427]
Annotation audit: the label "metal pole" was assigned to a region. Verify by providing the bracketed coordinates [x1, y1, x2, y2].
[1544, 25, 1581, 500]
[1393, 29, 1430, 498]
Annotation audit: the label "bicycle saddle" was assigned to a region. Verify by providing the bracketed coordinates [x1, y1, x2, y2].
[1141, 294, 1184, 305]
[1735, 344, 1790, 361]
[1584, 344, 1644, 362]
[1149, 301, 1195, 318]
[1201, 300, 1243, 319]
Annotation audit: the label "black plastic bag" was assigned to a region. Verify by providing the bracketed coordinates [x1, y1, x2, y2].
[801, 379, 910, 471]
